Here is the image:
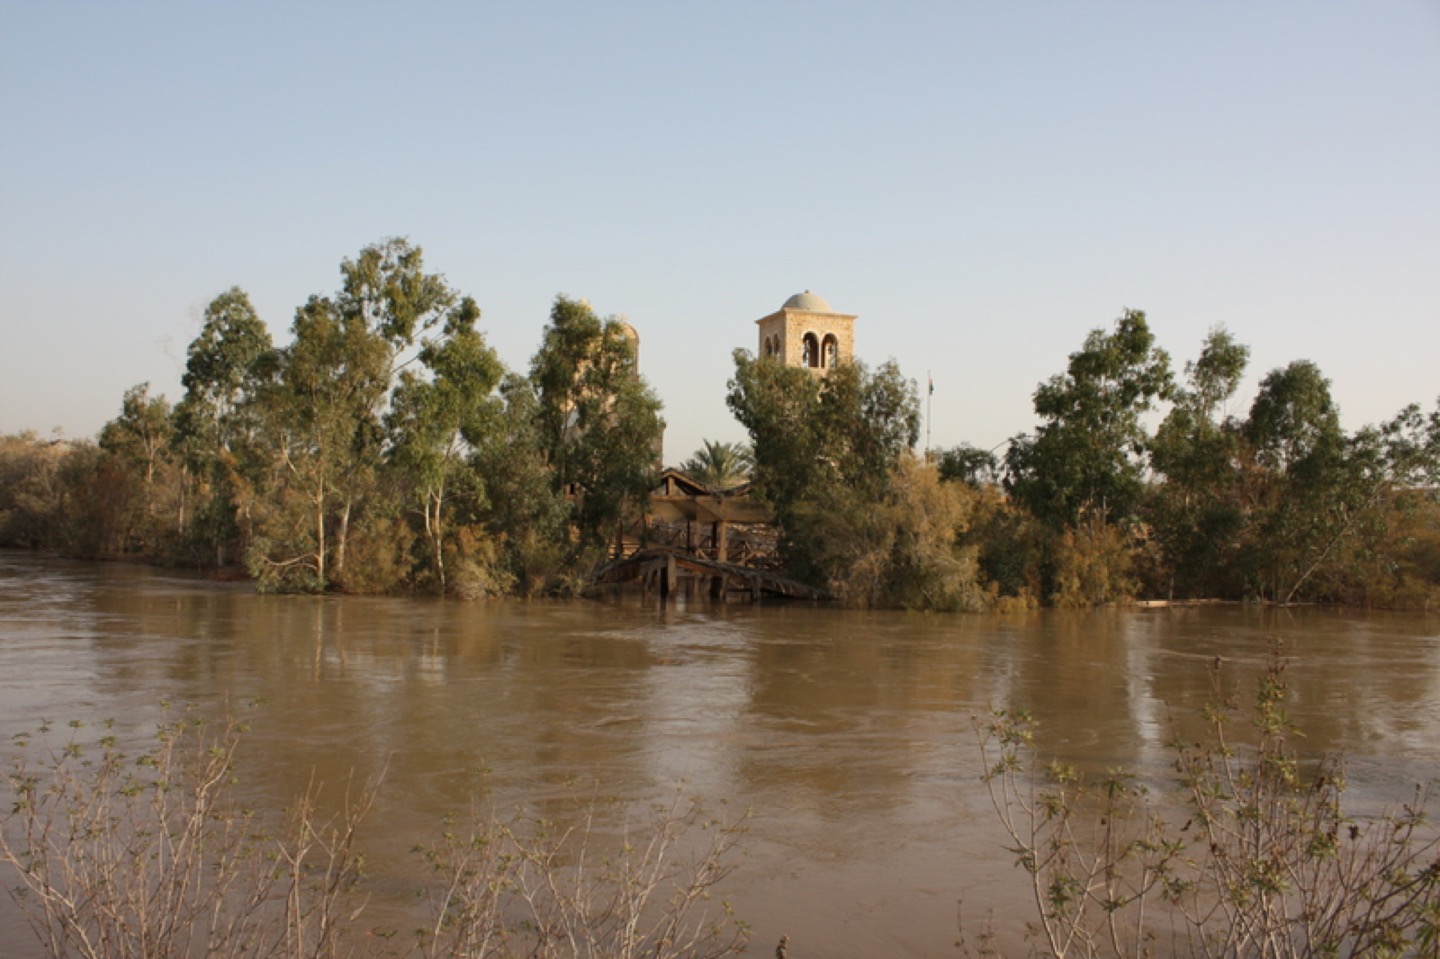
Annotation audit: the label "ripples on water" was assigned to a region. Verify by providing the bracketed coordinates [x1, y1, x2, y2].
[1, 551, 1437, 957]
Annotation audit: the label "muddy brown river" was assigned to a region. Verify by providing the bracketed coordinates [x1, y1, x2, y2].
[1, 552, 1437, 957]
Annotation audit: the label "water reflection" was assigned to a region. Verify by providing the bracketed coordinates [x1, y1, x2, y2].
[1, 551, 1437, 958]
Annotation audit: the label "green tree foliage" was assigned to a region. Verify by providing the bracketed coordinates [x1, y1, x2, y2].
[529, 297, 664, 550]
[1148, 327, 1251, 597]
[1150, 348, 1440, 606]
[16, 238, 1439, 608]
[1005, 309, 1174, 530]
[99, 382, 173, 493]
[727, 352, 919, 514]
[725, 352, 978, 605]
[387, 296, 504, 592]
[935, 442, 999, 488]
[724, 354, 824, 530]
[1262, 395, 1440, 605]
[329, 238, 459, 585]
[247, 295, 386, 590]
[1244, 359, 1344, 474]
[247, 238, 456, 592]
[791, 452, 987, 610]
[1319, 403, 1440, 606]
[1152, 326, 1249, 482]
[171, 287, 273, 567]
[471, 374, 573, 595]
[680, 440, 753, 490]
[961, 485, 1047, 607]
[97, 382, 178, 554]
[994, 310, 1174, 605]
[1238, 360, 1350, 602]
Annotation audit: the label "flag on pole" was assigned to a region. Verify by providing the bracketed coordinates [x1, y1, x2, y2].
[928, 372, 934, 396]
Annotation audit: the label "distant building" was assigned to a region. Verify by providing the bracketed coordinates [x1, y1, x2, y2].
[755, 290, 856, 373]
[613, 318, 640, 368]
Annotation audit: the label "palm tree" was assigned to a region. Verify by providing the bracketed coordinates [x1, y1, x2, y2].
[680, 440, 753, 490]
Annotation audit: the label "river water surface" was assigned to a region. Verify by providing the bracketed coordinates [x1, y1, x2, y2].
[1, 552, 1438, 957]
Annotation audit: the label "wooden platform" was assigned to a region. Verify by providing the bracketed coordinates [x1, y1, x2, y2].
[593, 547, 831, 602]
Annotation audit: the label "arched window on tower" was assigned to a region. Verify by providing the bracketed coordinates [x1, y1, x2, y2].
[822, 334, 839, 368]
[802, 332, 820, 368]
[763, 335, 774, 357]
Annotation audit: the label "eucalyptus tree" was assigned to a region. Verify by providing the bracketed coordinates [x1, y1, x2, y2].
[386, 296, 505, 591]
[528, 296, 664, 552]
[1244, 359, 1344, 475]
[725, 352, 826, 526]
[1148, 327, 1250, 596]
[1238, 359, 1348, 601]
[727, 353, 919, 508]
[1241, 361, 1440, 603]
[817, 358, 922, 500]
[100, 382, 174, 492]
[1004, 309, 1174, 531]
[98, 382, 177, 552]
[471, 373, 573, 594]
[248, 238, 457, 591]
[329, 238, 458, 583]
[171, 287, 273, 566]
[1330, 400, 1440, 603]
[726, 351, 922, 588]
[246, 296, 379, 589]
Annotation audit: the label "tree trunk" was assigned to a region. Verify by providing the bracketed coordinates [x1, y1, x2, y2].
[314, 491, 327, 588]
[335, 497, 352, 588]
[428, 489, 445, 590]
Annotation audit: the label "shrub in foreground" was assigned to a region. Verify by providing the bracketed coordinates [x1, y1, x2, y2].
[969, 650, 1440, 958]
[1, 712, 746, 959]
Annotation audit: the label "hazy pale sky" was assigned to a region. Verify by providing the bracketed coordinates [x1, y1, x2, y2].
[2, 2, 1437, 464]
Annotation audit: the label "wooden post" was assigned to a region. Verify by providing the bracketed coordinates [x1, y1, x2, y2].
[662, 554, 677, 601]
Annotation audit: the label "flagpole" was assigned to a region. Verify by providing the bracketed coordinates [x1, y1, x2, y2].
[925, 370, 933, 454]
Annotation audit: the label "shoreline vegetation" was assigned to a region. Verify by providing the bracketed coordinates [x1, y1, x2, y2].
[2, 238, 1438, 610]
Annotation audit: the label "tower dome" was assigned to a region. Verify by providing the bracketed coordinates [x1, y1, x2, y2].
[781, 290, 833, 313]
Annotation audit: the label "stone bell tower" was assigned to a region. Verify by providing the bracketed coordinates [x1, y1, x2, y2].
[755, 290, 856, 373]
